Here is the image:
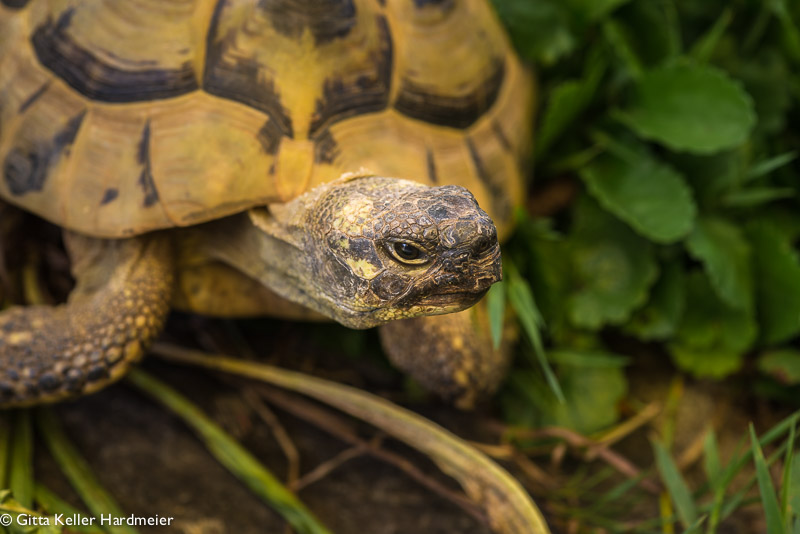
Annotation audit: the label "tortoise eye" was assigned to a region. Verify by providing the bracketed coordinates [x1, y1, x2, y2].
[474, 237, 493, 255]
[394, 242, 420, 260]
[390, 241, 428, 265]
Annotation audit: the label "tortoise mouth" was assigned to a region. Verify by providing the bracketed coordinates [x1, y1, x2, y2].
[334, 286, 493, 329]
[414, 287, 491, 310]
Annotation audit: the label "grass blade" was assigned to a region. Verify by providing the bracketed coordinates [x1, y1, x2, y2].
[0, 491, 61, 534]
[750, 423, 785, 533]
[717, 440, 790, 523]
[125, 369, 332, 534]
[9, 411, 33, 508]
[722, 187, 795, 207]
[652, 440, 697, 528]
[746, 151, 798, 179]
[505, 263, 564, 403]
[0, 413, 10, 488]
[151, 342, 552, 534]
[717, 411, 799, 491]
[689, 8, 733, 63]
[487, 281, 506, 350]
[707, 415, 799, 530]
[791, 451, 800, 531]
[36, 407, 139, 534]
[684, 515, 708, 533]
[782, 421, 796, 521]
[35, 484, 106, 534]
[703, 429, 721, 489]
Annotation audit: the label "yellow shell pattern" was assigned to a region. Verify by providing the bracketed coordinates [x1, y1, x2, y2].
[0, 0, 534, 238]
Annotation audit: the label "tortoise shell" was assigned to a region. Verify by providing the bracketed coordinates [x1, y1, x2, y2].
[0, 0, 533, 238]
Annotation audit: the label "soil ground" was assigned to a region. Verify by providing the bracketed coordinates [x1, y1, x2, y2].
[34, 317, 498, 534]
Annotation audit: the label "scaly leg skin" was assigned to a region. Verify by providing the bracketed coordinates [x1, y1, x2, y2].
[378, 300, 515, 410]
[0, 232, 174, 408]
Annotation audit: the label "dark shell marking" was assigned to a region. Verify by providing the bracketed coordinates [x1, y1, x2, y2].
[413, 0, 454, 8]
[491, 119, 512, 152]
[258, 0, 358, 45]
[18, 81, 51, 113]
[425, 149, 438, 184]
[32, 9, 199, 102]
[313, 127, 341, 164]
[3, 110, 86, 196]
[1, 0, 31, 10]
[100, 188, 119, 205]
[466, 137, 510, 223]
[394, 58, 505, 129]
[204, 0, 294, 137]
[23, 2, 506, 139]
[308, 15, 393, 136]
[136, 121, 159, 208]
[256, 119, 284, 156]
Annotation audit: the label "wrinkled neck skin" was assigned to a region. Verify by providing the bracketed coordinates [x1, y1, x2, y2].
[198, 212, 357, 326]
[194, 174, 502, 329]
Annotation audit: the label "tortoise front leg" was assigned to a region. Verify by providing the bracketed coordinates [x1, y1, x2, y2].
[0, 232, 173, 408]
[378, 300, 514, 409]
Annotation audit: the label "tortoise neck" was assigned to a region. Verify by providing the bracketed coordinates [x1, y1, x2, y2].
[193, 212, 344, 322]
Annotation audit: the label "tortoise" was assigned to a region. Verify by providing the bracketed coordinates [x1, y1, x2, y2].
[0, 0, 533, 409]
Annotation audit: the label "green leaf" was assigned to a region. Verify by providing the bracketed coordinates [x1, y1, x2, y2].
[564, 0, 632, 24]
[548, 350, 629, 368]
[566, 196, 659, 329]
[507, 266, 565, 403]
[580, 147, 696, 243]
[617, 62, 756, 153]
[505, 357, 627, 434]
[625, 258, 686, 340]
[735, 52, 793, 135]
[760, 208, 800, 243]
[759, 350, 800, 385]
[750, 424, 786, 534]
[669, 271, 756, 378]
[670, 345, 746, 380]
[537, 55, 606, 156]
[671, 149, 743, 207]
[602, 0, 677, 76]
[685, 216, 753, 311]
[487, 281, 505, 350]
[126, 370, 332, 534]
[507, 215, 571, 332]
[490, 0, 575, 65]
[652, 440, 697, 528]
[747, 221, 800, 344]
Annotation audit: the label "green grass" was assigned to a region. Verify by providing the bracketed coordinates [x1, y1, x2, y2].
[489, 0, 800, 529]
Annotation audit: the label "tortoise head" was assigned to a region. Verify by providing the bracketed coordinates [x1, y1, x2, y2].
[250, 174, 502, 328]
